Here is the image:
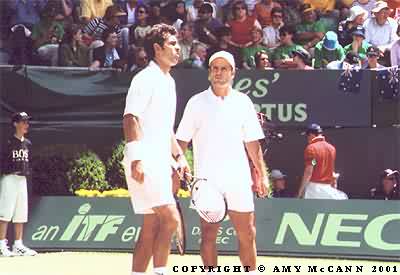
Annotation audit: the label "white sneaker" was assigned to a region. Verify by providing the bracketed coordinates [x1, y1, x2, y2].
[0, 241, 16, 257]
[12, 244, 38, 256]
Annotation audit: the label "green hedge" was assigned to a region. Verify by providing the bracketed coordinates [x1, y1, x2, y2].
[31, 155, 71, 195]
[67, 151, 110, 192]
[105, 141, 127, 189]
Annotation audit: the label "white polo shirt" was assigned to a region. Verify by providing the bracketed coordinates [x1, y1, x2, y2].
[124, 61, 176, 176]
[364, 17, 398, 48]
[176, 87, 264, 189]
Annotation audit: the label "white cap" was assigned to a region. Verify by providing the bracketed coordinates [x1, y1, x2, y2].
[208, 50, 235, 70]
[270, 169, 286, 180]
[347, 5, 368, 22]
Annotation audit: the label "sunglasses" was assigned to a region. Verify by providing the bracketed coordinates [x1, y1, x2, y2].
[138, 10, 146, 14]
[234, 6, 246, 10]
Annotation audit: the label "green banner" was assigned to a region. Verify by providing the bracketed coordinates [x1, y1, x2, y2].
[24, 197, 400, 260]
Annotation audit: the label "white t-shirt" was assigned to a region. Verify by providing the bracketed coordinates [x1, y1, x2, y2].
[124, 61, 176, 175]
[176, 87, 264, 189]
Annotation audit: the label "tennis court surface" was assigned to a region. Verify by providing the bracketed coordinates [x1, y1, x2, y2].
[1, 252, 398, 275]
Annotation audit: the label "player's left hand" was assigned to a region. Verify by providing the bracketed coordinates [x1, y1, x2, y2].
[251, 167, 269, 198]
[255, 176, 269, 198]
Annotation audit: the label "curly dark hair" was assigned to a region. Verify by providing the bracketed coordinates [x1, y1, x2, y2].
[143, 23, 177, 60]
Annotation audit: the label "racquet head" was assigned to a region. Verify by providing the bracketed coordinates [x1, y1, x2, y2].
[189, 177, 227, 224]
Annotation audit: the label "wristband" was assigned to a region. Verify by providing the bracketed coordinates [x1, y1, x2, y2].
[125, 141, 144, 162]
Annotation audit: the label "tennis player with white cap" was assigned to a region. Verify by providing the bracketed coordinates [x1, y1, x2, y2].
[176, 50, 268, 274]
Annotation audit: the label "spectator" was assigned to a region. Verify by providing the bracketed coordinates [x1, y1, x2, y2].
[187, 0, 216, 22]
[278, 0, 302, 28]
[253, 0, 281, 28]
[117, 0, 143, 26]
[193, 3, 222, 46]
[166, 0, 187, 30]
[8, 24, 34, 65]
[314, 31, 346, 69]
[147, 1, 162, 25]
[303, 0, 338, 31]
[7, 0, 46, 30]
[343, 26, 371, 62]
[271, 25, 306, 69]
[364, 1, 398, 52]
[352, 0, 376, 17]
[296, 6, 326, 50]
[326, 51, 362, 69]
[297, 123, 346, 200]
[206, 26, 243, 69]
[46, 0, 74, 23]
[177, 41, 208, 68]
[370, 169, 400, 200]
[90, 28, 123, 68]
[292, 48, 314, 70]
[129, 4, 152, 47]
[178, 22, 197, 62]
[129, 46, 148, 73]
[226, 1, 261, 48]
[386, 0, 400, 19]
[254, 50, 273, 70]
[262, 7, 284, 49]
[82, 5, 127, 51]
[390, 31, 400, 66]
[31, 6, 65, 66]
[270, 169, 291, 198]
[241, 27, 269, 69]
[58, 24, 90, 67]
[81, 0, 113, 24]
[364, 45, 385, 69]
[338, 5, 368, 46]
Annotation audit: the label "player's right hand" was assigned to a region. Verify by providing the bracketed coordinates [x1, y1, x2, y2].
[131, 160, 144, 183]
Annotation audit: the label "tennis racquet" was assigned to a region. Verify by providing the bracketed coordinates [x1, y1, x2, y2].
[173, 195, 186, 255]
[183, 173, 228, 224]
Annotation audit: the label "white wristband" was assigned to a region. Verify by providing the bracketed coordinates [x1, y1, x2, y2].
[125, 141, 144, 162]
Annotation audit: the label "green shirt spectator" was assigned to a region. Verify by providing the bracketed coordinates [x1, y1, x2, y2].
[343, 26, 371, 61]
[344, 41, 371, 61]
[242, 45, 270, 68]
[314, 31, 345, 69]
[272, 44, 305, 62]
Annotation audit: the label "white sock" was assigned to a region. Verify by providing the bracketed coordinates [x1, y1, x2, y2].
[153, 267, 167, 275]
[0, 239, 6, 246]
[132, 272, 146, 275]
[14, 240, 23, 247]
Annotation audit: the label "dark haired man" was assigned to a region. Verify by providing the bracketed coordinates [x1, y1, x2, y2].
[122, 23, 189, 275]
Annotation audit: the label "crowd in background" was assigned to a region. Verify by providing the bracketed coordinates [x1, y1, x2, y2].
[2, 0, 400, 71]
[269, 168, 400, 200]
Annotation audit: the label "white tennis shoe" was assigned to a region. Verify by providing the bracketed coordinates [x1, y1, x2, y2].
[0, 240, 16, 257]
[12, 244, 38, 256]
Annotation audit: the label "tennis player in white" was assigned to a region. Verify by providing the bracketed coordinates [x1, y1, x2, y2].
[176, 51, 269, 274]
[122, 24, 189, 275]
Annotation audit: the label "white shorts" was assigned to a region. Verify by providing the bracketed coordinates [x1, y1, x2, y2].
[197, 179, 254, 213]
[305, 182, 348, 200]
[222, 182, 254, 212]
[0, 175, 28, 223]
[123, 161, 175, 215]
